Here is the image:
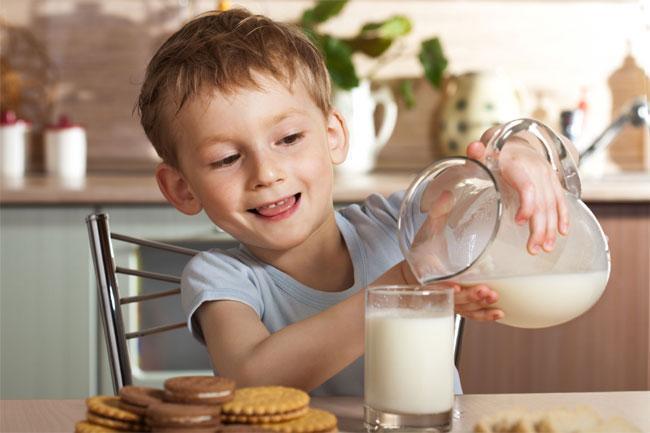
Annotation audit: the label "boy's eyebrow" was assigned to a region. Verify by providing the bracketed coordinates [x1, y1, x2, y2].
[198, 109, 309, 148]
[198, 133, 234, 148]
[264, 108, 308, 128]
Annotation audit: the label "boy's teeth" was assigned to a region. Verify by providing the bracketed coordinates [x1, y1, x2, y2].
[254, 195, 297, 217]
[261, 199, 286, 210]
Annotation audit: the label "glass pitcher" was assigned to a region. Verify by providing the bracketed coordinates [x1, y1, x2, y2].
[398, 118, 611, 329]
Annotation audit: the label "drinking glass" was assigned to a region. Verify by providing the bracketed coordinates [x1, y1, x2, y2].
[364, 284, 454, 432]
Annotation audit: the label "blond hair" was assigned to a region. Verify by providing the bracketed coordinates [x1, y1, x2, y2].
[137, 8, 332, 167]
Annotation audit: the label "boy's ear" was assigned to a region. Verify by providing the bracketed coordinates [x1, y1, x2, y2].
[155, 163, 203, 215]
[326, 109, 349, 165]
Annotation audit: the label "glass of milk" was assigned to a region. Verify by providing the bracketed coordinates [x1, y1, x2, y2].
[364, 284, 454, 432]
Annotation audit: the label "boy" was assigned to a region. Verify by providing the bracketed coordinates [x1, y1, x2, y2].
[137, 9, 572, 396]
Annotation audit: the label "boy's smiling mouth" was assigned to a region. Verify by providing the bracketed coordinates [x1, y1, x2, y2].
[248, 193, 301, 221]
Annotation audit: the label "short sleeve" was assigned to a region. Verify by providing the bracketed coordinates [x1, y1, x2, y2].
[340, 191, 405, 241]
[181, 249, 264, 344]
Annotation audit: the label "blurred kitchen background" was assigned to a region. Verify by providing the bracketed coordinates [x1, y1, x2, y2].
[1, 0, 649, 401]
[1, 0, 649, 175]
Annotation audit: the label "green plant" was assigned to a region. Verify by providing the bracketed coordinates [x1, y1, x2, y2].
[298, 0, 448, 108]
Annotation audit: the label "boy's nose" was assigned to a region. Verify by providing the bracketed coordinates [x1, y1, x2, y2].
[249, 153, 285, 189]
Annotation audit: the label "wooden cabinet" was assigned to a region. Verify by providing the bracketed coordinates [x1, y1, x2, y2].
[458, 202, 650, 393]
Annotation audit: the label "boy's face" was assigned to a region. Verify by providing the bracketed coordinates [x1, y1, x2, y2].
[157, 74, 348, 252]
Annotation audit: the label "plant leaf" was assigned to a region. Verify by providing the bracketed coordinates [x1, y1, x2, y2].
[419, 37, 448, 89]
[398, 79, 416, 109]
[360, 15, 412, 39]
[345, 37, 392, 58]
[301, 0, 348, 27]
[347, 16, 412, 57]
[322, 36, 359, 90]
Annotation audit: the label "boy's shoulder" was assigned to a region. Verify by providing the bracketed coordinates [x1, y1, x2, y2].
[337, 191, 405, 223]
[182, 245, 258, 281]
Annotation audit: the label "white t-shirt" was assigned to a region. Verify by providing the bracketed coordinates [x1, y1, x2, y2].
[181, 192, 463, 396]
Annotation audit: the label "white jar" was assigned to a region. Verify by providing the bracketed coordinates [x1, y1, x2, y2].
[44, 116, 87, 181]
[0, 111, 30, 180]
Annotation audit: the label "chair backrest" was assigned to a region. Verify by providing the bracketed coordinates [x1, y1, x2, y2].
[86, 213, 199, 394]
[87, 212, 467, 394]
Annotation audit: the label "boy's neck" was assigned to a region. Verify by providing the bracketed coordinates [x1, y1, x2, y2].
[245, 211, 354, 292]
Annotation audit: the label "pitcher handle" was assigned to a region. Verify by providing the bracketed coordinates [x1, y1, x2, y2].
[484, 118, 582, 198]
[372, 86, 398, 152]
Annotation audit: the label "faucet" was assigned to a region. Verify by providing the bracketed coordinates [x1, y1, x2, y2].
[579, 97, 649, 166]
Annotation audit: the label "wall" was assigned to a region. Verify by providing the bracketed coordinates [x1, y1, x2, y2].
[1, 0, 648, 172]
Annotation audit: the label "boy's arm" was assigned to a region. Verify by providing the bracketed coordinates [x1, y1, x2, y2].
[197, 262, 408, 392]
[198, 260, 497, 392]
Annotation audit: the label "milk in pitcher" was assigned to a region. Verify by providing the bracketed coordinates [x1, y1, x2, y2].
[365, 310, 454, 415]
[462, 270, 609, 328]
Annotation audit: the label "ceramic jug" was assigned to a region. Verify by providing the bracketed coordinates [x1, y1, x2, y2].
[399, 118, 611, 329]
[333, 80, 398, 173]
[438, 71, 522, 157]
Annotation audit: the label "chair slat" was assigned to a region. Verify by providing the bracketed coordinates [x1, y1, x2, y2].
[125, 322, 186, 339]
[111, 233, 199, 256]
[116, 267, 181, 284]
[120, 288, 181, 305]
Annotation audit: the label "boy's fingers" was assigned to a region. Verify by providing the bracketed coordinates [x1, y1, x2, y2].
[503, 167, 535, 224]
[543, 184, 557, 252]
[479, 125, 502, 145]
[456, 300, 496, 313]
[465, 141, 486, 161]
[461, 308, 504, 321]
[553, 178, 570, 235]
[528, 207, 546, 255]
[454, 285, 498, 305]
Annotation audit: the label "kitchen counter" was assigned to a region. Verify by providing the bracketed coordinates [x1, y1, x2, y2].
[1, 171, 649, 205]
[2, 392, 649, 432]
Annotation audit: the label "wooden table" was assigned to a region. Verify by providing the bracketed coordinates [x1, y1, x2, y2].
[2, 392, 648, 432]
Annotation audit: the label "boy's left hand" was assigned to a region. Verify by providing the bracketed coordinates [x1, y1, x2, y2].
[466, 128, 574, 255]
[453, 283, 503, 321]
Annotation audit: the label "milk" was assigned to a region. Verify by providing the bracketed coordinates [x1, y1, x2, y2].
[461, 271, 609, 328]
[365, 310, 454, 414]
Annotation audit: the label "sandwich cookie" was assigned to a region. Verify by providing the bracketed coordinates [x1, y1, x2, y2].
[146, 402, 221, 429]
[163, 376, 236, 405]
[119, 386, 165, 415]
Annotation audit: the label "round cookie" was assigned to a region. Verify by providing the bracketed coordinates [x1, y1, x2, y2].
[152, 428, 219, 433]
[221, 386, 309, 419]
[163, 376, 236, 405]
[261, 408, 337, 433]
[119, 386, 165, 415]
[221, 425, 274, 433]
[147, 402, 222, 428]
[86, 412, 149, 432]
[86, 395, 144, 423]
[74, 421, 121, 433]
[223, 406, 309, 424]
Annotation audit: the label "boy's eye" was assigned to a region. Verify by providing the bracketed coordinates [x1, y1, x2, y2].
[212, 154, 240, 168]
[279, 132, 304, 146]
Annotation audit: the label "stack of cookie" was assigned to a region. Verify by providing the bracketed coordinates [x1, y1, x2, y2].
[221, 386, 337, 433]
[74, 376, 338, 433]
[75, 395, 151, 432]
